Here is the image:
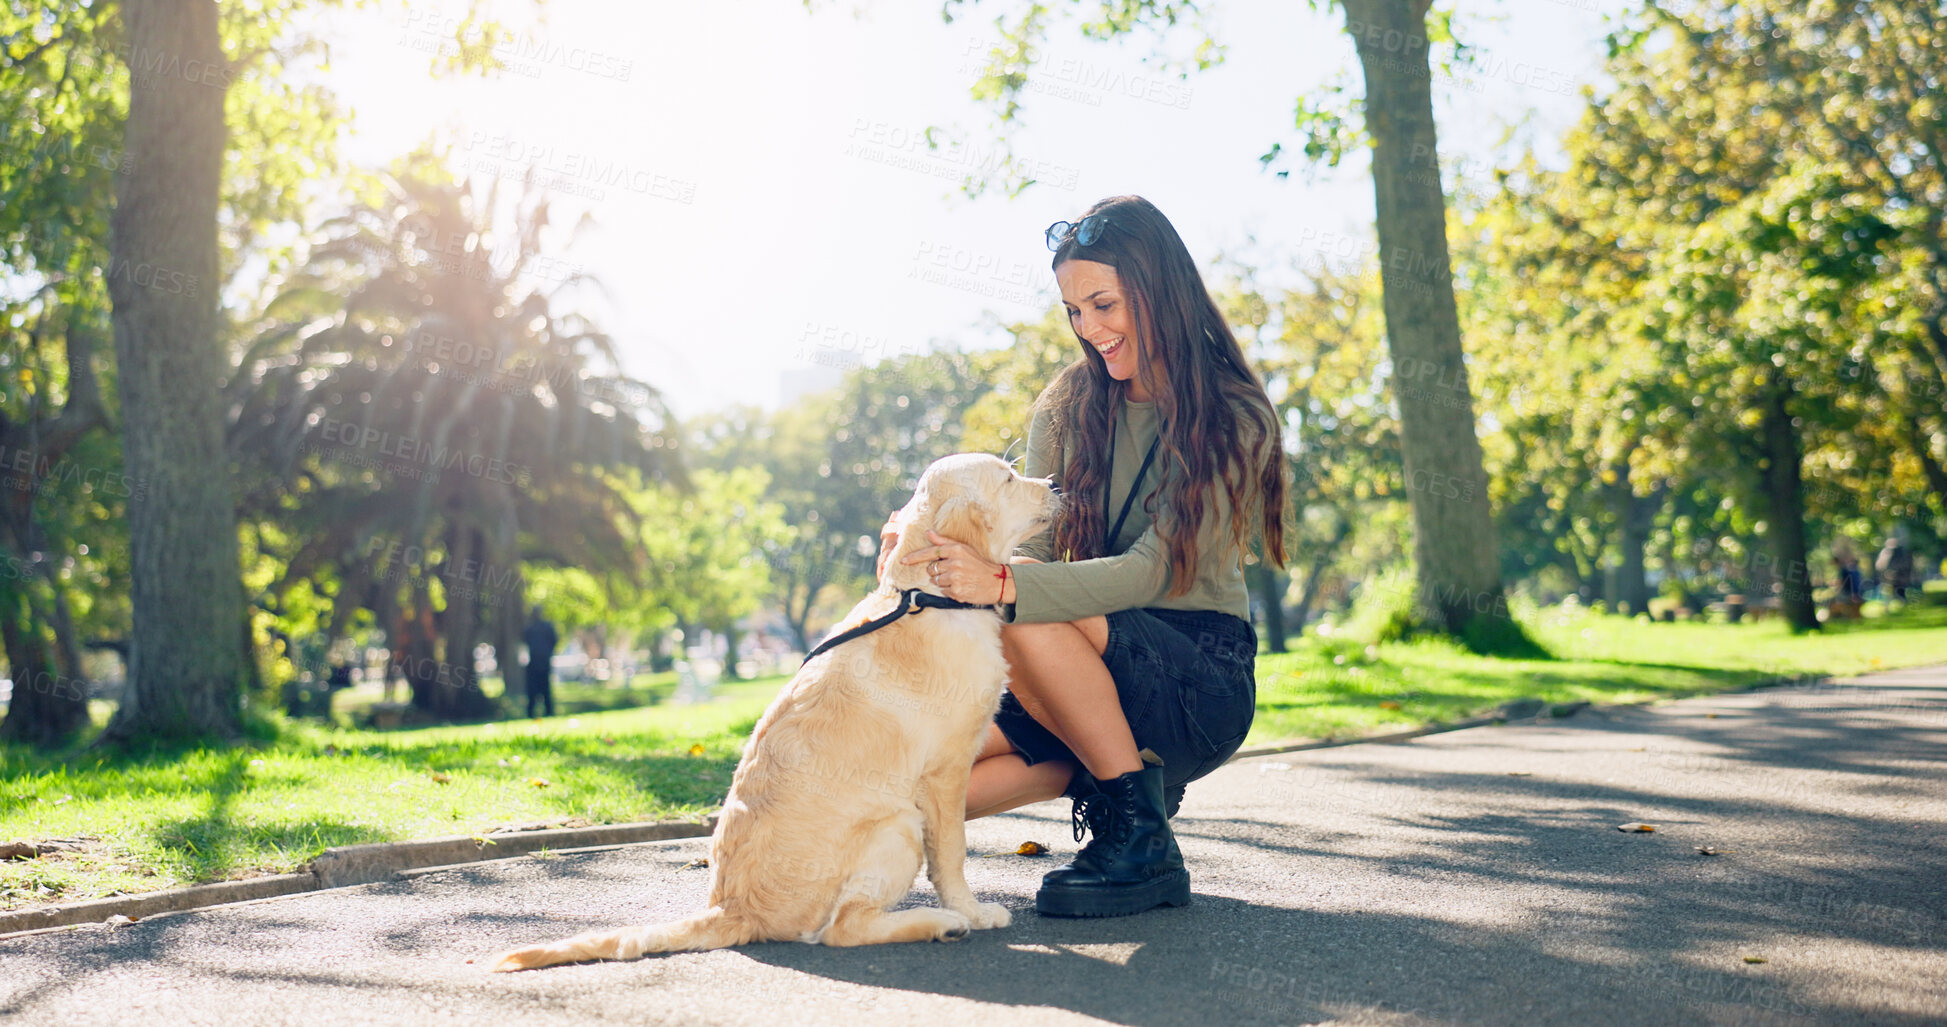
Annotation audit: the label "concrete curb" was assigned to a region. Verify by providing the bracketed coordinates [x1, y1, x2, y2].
[0, 874, 322, 939]
[308, 818, 716, 888]
[1224, 662, 1928, 763]
[0, 817, 715, 941]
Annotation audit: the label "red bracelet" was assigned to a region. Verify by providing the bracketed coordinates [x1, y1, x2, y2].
[995, 564, 1009, 605]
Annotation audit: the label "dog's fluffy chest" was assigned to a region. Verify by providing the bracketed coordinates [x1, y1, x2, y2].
[802, 599, 1007, 728]
[858, 608, 1008, 728]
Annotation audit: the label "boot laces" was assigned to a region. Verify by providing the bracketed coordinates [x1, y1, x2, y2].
[1070, 786, 1135, 848]
[1070, 792, 1107, 843]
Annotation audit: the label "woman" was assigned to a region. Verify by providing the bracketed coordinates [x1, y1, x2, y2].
[889, 194, 1288, 918]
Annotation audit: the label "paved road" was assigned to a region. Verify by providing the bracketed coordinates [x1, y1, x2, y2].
[5, 665, 1945, 1026]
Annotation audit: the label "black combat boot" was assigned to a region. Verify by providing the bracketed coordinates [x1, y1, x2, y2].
[1035, 764, 1191, 917]
[1069, 766, 1184, 819]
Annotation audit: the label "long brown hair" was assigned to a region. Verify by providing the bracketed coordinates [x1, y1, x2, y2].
[1040, 195, 1288, 594]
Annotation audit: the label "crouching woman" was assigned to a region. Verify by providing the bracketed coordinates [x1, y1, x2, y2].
[898, 194, 1289, 918]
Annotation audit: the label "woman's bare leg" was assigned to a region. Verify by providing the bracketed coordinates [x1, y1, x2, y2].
[999, 617, 1144, 781]
[967, 724, 1073, 818]
[962, 616, 1143, 819]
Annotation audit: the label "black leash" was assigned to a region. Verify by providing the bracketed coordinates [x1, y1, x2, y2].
[1104, 425, 1162, 551]
[800, 588, 994, 667]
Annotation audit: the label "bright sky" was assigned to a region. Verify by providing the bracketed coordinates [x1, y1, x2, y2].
[308, 0, 1627, 420]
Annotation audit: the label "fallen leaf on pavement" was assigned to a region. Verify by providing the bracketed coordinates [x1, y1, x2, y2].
[1743, 955, 1767, 964]
[1618, 822, 1656, 832]
[1695, 846, 1723, 856]
[981, 841, 1052, 858]
[679, 858, 709, 870]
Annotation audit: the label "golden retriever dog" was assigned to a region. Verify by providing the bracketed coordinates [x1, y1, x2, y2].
[489, 453, 1058, 971]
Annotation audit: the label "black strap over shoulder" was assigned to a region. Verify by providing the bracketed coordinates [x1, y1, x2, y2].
[800, 588, 994, 667]
[1104, 427, 1162, 552]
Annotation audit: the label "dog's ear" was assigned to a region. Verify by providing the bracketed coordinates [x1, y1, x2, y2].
[931, 494, 994, 560]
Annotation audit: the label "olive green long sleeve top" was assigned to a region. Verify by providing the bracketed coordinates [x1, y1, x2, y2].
[1004, 391, 1255, 625]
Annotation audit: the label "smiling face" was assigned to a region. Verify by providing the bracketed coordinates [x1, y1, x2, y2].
[1057, 259, 1153, 401]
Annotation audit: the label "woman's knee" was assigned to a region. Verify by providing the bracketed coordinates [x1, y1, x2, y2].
[999, 620, 1071, 654]
[976, 722, 1015, 761]
[1001, 616, 1109, 658]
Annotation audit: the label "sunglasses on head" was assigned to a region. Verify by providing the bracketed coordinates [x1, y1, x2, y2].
[1045, 213, 1114, 251]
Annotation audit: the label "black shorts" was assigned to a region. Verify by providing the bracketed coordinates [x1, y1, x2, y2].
[992, 607, 1257, 798]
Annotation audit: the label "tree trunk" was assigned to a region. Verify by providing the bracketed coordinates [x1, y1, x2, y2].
[99, 0, 249, 745]
[647, 629, 674, 673]
[1904, 413, 1947, 518]
[0, 342, 106, 745]
[1612, 461, 1659, 617]
[487, 497, 524, 705]
[783, 568, 826, 652]
[398, 588, 440, 712]
[0, 586, 89, 747]
[1659, 529, 1688, 613]
[1341, 0, 1511, 646]
[1759, 386, 1818, 631]
[719, 621, 745, 680]
[493, 590, 523, 705]
[1290, 516, 1352, 633]
[431, 523, 494, 719]
[1246, 563, 1289, 654]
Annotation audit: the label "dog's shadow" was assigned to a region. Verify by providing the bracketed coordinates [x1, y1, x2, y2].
[735, 891, 1325, 1027]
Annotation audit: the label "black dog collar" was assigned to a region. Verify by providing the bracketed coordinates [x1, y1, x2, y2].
[800, 588, 995, 667]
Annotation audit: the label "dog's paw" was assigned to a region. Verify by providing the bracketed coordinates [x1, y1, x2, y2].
[937, 910, 974, 942]
[964, 902, 1011, 930]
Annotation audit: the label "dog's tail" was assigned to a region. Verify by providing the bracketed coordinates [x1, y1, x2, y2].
[487, 907, 752, 972]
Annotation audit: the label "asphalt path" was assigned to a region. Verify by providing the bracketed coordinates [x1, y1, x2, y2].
[5, 664, 1945, 1026]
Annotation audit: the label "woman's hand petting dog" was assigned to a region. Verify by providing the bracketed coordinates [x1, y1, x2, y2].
[904, 530, 1016, 606]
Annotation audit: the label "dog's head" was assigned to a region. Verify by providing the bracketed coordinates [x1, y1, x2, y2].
[887, 454, 1059, 585]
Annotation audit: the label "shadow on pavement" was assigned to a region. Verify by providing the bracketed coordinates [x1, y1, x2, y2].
[735, 679, 1946, 1026]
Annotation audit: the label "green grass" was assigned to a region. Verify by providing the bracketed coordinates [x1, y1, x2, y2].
[1251, 600, 1947, 744]
[1, 675, 786, 911]
[4, 602, 1944, 911]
